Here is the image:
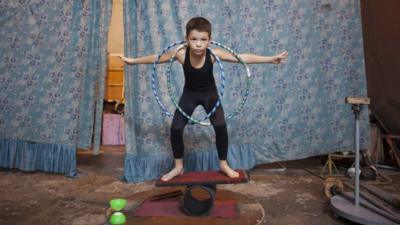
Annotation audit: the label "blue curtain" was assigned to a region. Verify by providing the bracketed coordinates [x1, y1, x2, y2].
[0, 0, 112, 175]
[123, 0, 369, 182]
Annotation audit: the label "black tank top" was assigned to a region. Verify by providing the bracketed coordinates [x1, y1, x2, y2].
[183, 47, 216, 92]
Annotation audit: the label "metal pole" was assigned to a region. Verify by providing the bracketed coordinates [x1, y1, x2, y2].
[353, 105, 361, 206]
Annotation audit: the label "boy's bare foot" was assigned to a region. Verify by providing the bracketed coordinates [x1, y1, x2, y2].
[161, 166, 184, 181]
[161, 158, 184, 181]
[219, 160, 239, 178]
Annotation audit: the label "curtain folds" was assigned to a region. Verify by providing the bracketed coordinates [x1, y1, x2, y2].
[122, 0, 370, 183]
[0, 139, 76, 176]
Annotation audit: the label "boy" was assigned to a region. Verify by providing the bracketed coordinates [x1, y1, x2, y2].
[119, 17, 288, 181]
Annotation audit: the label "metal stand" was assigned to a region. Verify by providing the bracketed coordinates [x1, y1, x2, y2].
[353, 103, 361, 206]
[330, 97, 398, 225]
[320, 153, 354, 176]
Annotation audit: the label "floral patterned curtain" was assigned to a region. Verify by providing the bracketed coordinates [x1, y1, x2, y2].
[123, 0, 369, 182]
[0, 0, 112, 175]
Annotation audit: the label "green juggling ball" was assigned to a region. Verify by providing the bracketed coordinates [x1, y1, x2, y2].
[109, 212, 126, 225]
[109, 199, 127, 211]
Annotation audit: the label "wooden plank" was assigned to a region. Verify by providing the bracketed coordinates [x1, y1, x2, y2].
[155, 170, 249, 187]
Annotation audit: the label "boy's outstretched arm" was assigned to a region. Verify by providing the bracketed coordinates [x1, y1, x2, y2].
[213, 49, 288, 64]
[114, 49, 184, 65]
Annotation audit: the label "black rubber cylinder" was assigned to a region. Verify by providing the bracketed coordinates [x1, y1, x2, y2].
[181, 185, 216, 217]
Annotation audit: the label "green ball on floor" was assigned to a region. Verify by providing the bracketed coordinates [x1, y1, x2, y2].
[109, 199, 127, 211]
[109, 212, 126, 225]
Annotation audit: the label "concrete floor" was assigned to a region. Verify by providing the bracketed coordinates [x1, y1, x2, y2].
[0, 146, 399, 225]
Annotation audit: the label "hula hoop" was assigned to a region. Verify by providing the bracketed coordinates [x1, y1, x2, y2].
[152, 41, 252, 126]
[166, 44, 225, 125]
[151, 41, 225, 122]
[166, 41, 252, 125]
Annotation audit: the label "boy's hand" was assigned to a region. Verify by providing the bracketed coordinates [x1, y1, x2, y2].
[119, 55, 133, 64]
[271, 50, 288, 64]
[111, 53, 133, 64]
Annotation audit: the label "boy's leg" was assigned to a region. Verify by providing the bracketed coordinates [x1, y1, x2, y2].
[170, 91, 197, 158]
[209, 106, 228, 160]
[210, 106, 239, 178]
[162, 90, 197, 181]
[170, 109, 188, 159]
[204, 90, 239, 178]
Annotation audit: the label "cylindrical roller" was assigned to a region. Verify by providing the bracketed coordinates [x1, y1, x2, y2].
[181, 185, 216, 217]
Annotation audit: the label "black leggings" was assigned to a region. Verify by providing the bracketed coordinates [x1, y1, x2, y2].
[170, 87, 228, 160]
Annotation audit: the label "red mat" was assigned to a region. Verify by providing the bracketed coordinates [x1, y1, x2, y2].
[133, 198, 238, 218]
[156, 169, 249, 187]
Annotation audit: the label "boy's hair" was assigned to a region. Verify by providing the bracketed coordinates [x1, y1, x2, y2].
[186, 17, 212, 38]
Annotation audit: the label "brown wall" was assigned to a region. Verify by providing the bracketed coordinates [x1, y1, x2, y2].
[361, 0, 400, 134]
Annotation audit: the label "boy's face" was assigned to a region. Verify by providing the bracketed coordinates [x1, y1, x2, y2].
[185, 29, 211, 55]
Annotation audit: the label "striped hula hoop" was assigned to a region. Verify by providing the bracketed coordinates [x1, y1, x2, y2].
[152, 41, 251, 126]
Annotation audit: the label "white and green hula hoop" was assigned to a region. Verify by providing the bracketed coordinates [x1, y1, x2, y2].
[151, 40, 252, 126]
[151, 40, 225, 123]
